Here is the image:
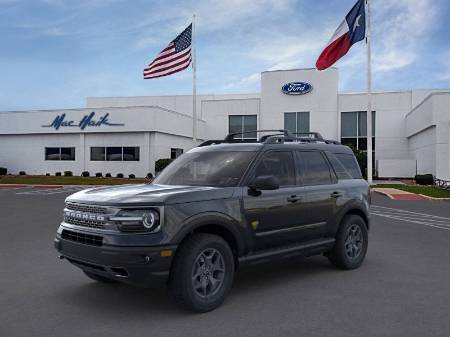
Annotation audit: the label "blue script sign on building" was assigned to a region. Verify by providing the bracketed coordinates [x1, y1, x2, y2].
[42, 112, 124, 130]
[281, 82, 313, 95]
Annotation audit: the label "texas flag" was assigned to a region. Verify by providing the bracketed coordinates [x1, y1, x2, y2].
[316, 0, 366, 71]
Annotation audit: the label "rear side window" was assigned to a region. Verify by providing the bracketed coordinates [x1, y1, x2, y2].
[254, 151, 296, 186]
[327, 152, 362, 179]
[298, 151, 332, 185]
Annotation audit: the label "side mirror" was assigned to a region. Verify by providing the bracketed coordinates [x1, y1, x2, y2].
[249, 175, 280, 191]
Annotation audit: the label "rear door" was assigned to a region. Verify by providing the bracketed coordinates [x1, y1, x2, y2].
[295, 150, 341, 239]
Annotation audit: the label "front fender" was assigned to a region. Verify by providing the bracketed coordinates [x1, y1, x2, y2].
[171, 212, 248, 256]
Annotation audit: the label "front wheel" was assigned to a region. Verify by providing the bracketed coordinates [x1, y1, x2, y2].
[328, 214, 368, 270]
[169, 233, 235, 312]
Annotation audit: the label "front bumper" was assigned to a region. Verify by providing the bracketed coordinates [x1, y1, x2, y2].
[54, 232, 176, 288]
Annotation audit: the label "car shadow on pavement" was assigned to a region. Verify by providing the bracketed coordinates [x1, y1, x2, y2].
[55, 255, 344, 316]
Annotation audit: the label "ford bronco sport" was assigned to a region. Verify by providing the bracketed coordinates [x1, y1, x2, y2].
[54, 130, 370, 312]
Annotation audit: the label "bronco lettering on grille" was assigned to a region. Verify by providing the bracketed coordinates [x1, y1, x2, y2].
[64, 210, 106, 222]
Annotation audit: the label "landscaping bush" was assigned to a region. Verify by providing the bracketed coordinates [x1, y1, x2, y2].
[19, 171, 26, 176]
[64, 171, 73, 177]
[0, 167, 7, 175]
[105, 173, 112, 178]
[55, 172, 61, 176]
[45, 173, 50, 176]
[155, 158, 173, 173]
[95, 172, 103, 177]
[415, 174, 434, 186]
[116, 173, 124, 178]
[81, 171, 90, 177]
[128, 174, 135, 179]
[146, 172, 154, 179]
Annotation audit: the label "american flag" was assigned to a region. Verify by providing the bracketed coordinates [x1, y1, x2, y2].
[143, 24, 192, 79]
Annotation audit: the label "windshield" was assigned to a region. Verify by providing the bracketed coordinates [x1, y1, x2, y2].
[153, 151, 256, 187]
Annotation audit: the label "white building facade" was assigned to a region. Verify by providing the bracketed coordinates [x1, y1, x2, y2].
[1, 68, 450, 179]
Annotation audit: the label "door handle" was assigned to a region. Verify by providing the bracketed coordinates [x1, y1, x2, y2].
[287, 195, 303, 203]
[330, 191, 343, 198]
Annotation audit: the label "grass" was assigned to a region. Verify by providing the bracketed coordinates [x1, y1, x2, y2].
[373, 184, 450, 198]
[0, 175, 147, 186]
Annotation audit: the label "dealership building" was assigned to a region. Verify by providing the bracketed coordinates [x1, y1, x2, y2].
[1, 68, 450, 179]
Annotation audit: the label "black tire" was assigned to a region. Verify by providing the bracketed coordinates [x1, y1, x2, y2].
[169, 233, 235, 312]
[83, 271, 117, 283]
[328, 214, 368, 270]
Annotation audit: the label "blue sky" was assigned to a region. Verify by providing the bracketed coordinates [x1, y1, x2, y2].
[1, 0, 449, 111]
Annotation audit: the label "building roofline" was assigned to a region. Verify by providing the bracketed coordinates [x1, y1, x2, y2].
[0, 105, 206, 122]
[405, 92, 450, 118]
[86, 93, 259, 100]
[261, 67, 337, 74]
[339, 88, 450, 95]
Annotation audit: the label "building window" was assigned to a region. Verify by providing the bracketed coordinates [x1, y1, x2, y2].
[45, 147, 75, 161]
[284, 112, 310, 135]
[228, 115, 257, 140]
[90, 147, 105, 161]
[340, 111, 375, 151]
[123, 147, 140, 161]
[171, 148, 184, 159]
[90, 147, 140, 161]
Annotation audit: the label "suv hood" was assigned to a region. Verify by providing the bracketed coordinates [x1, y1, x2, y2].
[66, 183, 235, 206]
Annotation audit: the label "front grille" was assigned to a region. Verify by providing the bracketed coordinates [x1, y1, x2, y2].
[62, 229, 103, 246]
[66, 202, 107, 214]
[64, 217, 106, 229]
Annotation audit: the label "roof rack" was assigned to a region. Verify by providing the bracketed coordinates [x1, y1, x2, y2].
[197, 129, 340, 147]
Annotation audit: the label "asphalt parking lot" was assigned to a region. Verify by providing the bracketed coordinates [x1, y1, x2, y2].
[1, 187, 449, 337]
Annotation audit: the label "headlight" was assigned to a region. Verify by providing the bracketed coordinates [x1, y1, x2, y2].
[111, 209, 160, 232]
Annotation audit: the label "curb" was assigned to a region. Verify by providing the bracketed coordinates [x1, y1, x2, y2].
[0, 184, 27, 188]
[372, 190, 395, 199]
[418, 194, 450, 201]
[372, 189, 450, 201]
[0, 184, 68, 189]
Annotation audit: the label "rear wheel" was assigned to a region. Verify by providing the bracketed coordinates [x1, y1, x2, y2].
[328, 214, 368, 269]
[83, 271, 116, 283]
[169, 233, 235, 312]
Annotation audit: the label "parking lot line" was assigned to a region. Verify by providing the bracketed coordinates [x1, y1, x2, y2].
[16, 186, 91, 195]
[371, 205, 450, 231]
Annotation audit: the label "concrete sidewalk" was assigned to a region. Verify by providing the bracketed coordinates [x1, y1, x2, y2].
[372, 187, 429, 200]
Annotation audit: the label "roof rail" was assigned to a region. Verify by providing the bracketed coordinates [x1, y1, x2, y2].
[198, 129, 340, 147]
[223, 129, 292, 142]
[292, 132, 324, 140]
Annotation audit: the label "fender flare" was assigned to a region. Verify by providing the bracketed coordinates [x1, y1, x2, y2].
[171, 212, 247, 256]
[334, 200, 370, 232]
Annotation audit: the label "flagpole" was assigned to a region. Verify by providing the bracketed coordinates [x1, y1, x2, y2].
[366, 0, 373, 184]
[192, 14, 197, 143]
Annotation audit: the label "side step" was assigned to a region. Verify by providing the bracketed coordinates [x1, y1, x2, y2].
[238, 238, 335, 267]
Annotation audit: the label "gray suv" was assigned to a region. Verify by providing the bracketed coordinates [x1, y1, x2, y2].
[54, 130, 370, 312]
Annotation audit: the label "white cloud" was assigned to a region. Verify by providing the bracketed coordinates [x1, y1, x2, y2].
[223, 72, 260, 90]
[372, 0, 439, 72]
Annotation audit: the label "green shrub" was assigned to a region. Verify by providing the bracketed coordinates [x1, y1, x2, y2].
[116, 173, 124, 178]
[81, 171, 90, 177]
[19, 171, 26, 176]
[155, 158, 173, 173]
[128, 174, 135, 179]
[45, 173, 50, 176]
[0, 167, 7, 175]
[64, 171, 73, 177]
[95, 172, 102, 177]
[105, 173, 112, 178]
[55, 172, 61, 176]
[415, 174, 434, 185]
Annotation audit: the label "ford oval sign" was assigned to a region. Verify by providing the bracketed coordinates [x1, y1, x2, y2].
[281, 82, 313, 95]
